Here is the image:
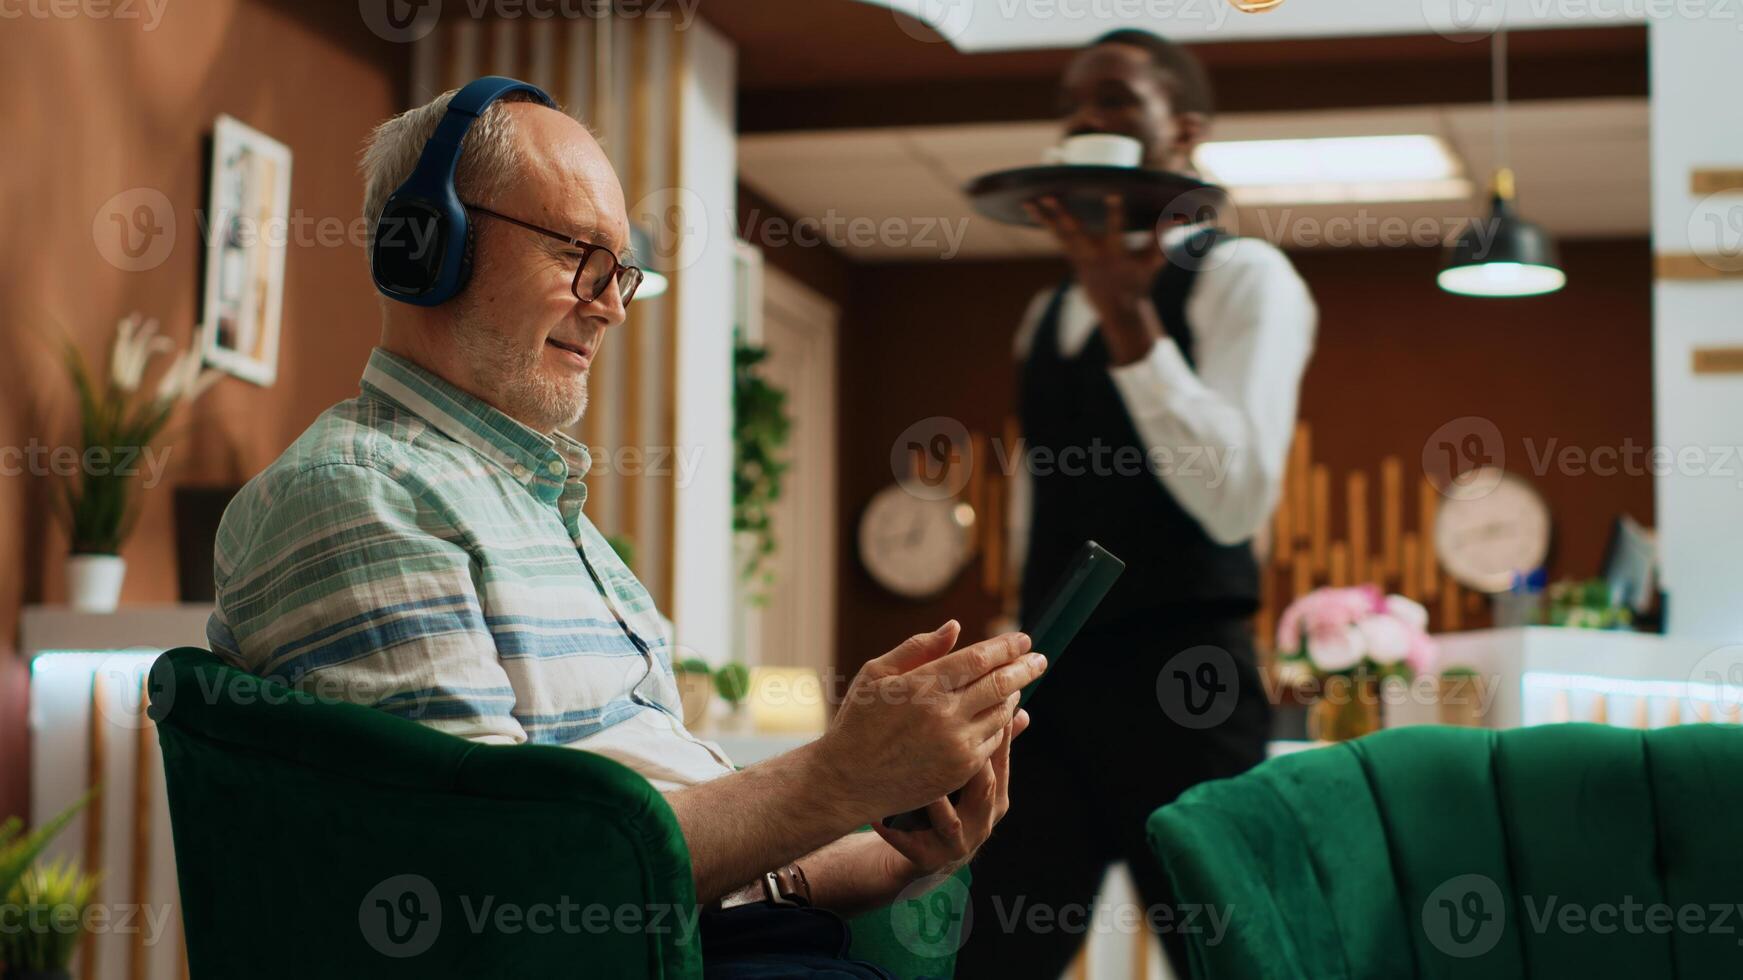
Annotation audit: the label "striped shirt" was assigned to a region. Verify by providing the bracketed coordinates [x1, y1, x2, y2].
[209, 347, 735, 790]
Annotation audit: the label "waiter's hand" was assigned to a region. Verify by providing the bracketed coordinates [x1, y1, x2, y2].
[1026, 193, 1170, 367]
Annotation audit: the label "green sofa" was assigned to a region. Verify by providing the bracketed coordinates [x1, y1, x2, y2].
[1147, 723, 1743, 979]
[148, 648, 965, 978]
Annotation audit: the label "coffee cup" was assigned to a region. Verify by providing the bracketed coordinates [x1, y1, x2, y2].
[1045, 133, 1144, 168]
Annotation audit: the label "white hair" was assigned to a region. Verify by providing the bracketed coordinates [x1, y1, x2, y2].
[358, 88, 554, 250]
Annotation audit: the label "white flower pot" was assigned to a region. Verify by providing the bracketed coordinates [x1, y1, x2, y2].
[67, 554, 126, 612]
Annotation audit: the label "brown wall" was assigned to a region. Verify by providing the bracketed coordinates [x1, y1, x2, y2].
[833, 240, 1655, 676]
[0, 2, 409, 820]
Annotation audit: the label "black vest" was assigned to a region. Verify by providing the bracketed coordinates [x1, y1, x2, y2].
[1018, 229, 1260, 630]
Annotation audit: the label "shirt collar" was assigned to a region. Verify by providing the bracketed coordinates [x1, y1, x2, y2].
[359, 348, 590, 503]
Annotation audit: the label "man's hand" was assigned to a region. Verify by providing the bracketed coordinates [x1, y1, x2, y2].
[812, 621, 1044, 821]
[872, 705, 1030, 883]
[1026, 193, 1170, 367]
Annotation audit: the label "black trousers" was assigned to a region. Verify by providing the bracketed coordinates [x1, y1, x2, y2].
[955, 612, 1271, 979]
[700, 903, 898, 979]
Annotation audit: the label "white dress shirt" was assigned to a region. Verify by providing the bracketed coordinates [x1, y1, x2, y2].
[1008, 227, 1316, 587]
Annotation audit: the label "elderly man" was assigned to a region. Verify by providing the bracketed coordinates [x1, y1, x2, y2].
[207, 78, 1043, 978]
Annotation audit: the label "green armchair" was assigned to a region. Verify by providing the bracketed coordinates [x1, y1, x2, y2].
[148, 648, 964, 979]
[1148, 723, 1743, 979]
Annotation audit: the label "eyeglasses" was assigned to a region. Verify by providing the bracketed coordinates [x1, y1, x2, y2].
[464, 204, 644, 305]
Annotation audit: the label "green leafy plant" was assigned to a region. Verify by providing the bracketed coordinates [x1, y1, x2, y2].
[674, 657, 712, 676]
[1, 792, 92, 914]
[604, 533, 637, 571]
[1546, 577, 1633, 630]
[732, 342, 791, 602]
[0, 857, 102, 973]
[714, 662, 751, 708]
[60, 315, 219, 554]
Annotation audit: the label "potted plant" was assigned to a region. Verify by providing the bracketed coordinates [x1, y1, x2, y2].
[673, 657, 714, 730]
[731, 342, 791, 602]
[1277, 585, 1437, 742]
[1438, 665, 1489, 727]
[1, 794, 93, 980]
[60, 314, 220, 611]
[0, 858, 101, 980]
[713, 662, 752, 731]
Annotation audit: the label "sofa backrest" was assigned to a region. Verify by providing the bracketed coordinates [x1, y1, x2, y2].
[148, 647, 702, 979]
[1148, 723, 1743, 979]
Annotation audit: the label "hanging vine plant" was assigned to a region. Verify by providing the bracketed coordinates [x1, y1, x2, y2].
[733, 341, 792, 602]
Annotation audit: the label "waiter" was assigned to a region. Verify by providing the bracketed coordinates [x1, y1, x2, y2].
[958, 30, 1315, 977]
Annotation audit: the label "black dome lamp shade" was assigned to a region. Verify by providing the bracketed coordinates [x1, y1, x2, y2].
[1438, 28, 1566, 299]
[1438, 167, 1566, 298]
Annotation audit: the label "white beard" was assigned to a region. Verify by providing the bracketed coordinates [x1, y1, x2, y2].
[450, 310, 589, 432]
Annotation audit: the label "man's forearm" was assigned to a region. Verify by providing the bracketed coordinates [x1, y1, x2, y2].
[665, 739, 870, 904]
[797, 833, 916, 918]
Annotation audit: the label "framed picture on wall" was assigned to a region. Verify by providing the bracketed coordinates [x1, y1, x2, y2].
[199, 114, 291, 387]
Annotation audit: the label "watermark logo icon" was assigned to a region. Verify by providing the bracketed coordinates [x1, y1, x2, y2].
[1687, 191, 1743, 272]
[1157, 645, 1238, 730]
[1689, 644, 1743, 715]
[94, 188, 176, 272]
[890, 871, 972, 957]
[894, 0, 973, 44]
[1424, 0, 1505, 40]
[891, 416, 972, 501]
[1423, 416, 1505, 498]
[359, 0, 443, 43]
[359, 874, 442, 958]
[629, 185, 709, 275]
[1422, 873, 1505, 957]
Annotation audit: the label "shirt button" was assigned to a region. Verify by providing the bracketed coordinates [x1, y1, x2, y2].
[547, 460, 565, 476]
[512, 465, 531, 481]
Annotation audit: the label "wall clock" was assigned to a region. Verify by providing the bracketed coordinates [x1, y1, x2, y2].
[857, 484, 973, 599]
[1434, 466, 1552, 593]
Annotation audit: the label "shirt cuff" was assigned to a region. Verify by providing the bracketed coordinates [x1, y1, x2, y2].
[1107, 335, 1207, 421]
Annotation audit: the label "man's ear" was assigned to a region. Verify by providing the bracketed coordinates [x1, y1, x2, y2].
[1171, 111, 1210, 170]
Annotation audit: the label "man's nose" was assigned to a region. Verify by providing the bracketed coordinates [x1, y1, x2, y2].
[588, 279, 629, 326]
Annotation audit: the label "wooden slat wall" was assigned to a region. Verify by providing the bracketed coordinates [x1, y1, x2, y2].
[1258, 421, 1475, 653]
[423, 13, 682, 608]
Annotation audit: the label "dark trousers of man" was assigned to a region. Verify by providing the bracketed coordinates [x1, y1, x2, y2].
[956, 611, 1271, 979]
[700, 903, 903, 979]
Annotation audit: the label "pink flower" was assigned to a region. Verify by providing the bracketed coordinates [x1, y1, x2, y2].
[1357, 614, 1411, 665]
[1306, 622, 1366, 672]
[1280, 586, 1438, 675]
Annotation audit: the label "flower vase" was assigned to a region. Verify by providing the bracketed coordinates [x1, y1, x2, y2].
[66, 553, 126, 612]
[1308, 674, 1383, 742]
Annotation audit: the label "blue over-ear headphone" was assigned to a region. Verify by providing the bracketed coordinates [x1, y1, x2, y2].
[371, 76, 556, 306]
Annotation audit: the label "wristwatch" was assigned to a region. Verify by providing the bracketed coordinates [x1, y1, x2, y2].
[711, 864, 811, 911]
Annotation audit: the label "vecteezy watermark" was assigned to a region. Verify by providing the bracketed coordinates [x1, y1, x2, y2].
[358, 875, 708, 959]
[739, 207, 973, 261]
[985, 897, 1234, 944]
[1249, 210, 1497, 252]
[890, 871, 974, 957]
[1424, 873, 1743, 956]
[897, 0, 1234, 45]
[1157, 645, 1241, 730]
[1422, 874, 1508, 957]
[1424, 0, 1743, 40]
[1688, 645, 1743, 715]
[93, 188, 176, 272]
[359, 0, 701, 44]
[0, 901, 177, 947]
[0, 0, 168, 30]
[1687, 191, 1743, 271]
[0, 440, 175, 489]
[1422, 416, 1506, 499]
[890, 417, 1238, 503]
[360, 875, 443, 958]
